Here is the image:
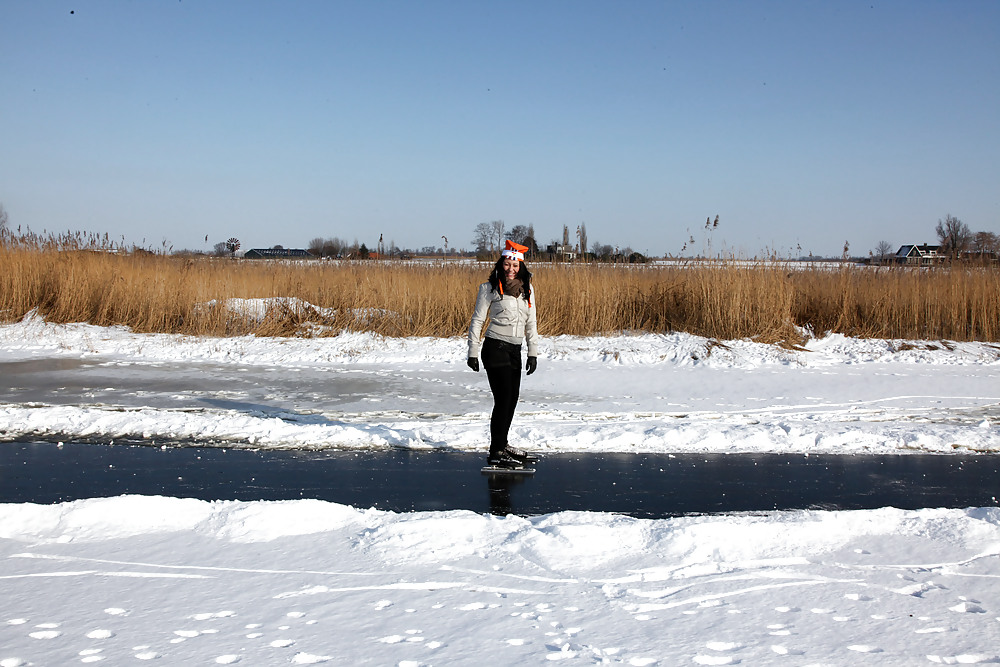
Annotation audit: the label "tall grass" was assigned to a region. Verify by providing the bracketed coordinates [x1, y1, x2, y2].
[2, 241, 1000, 342]
[791, 266, 1000, 341]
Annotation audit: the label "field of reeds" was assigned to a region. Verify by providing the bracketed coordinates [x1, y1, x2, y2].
[3, 239, 1000, 343]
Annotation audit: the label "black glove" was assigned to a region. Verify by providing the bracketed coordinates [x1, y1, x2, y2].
[467, 357, 480, 372]
[526, 356, 537, 375]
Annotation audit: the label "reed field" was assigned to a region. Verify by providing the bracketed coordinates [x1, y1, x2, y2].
[2, 240, 1000, 343]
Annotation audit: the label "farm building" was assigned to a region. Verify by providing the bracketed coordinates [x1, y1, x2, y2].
[243, 248, 313, 259]
[895, 244, 942, 265]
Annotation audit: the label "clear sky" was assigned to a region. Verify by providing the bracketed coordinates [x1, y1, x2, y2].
[2, 1, 998, 258]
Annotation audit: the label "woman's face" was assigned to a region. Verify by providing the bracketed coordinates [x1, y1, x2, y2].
[502, 257, 520, 282]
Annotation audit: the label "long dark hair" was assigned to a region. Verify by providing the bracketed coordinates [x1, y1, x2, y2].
[488, 257, 532, 303]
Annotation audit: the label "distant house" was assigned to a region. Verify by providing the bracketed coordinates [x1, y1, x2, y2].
[895, 244, 942, 265]
[545, 243, 576, 261]
[243, 248, 314, 260]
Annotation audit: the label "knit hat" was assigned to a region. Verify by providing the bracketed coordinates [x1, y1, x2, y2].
[501, 239, 528, 261]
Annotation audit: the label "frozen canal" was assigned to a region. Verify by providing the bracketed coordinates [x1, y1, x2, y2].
[4, 442, 999, 518]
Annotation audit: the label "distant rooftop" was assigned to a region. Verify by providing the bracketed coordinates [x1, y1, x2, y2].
[244, 248, 313, 259]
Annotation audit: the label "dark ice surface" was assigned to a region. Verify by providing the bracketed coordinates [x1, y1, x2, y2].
[2, 441, 998, 518]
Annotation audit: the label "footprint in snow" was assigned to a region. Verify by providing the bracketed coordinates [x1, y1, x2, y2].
[692, 655, 736, 665]
[544, 642, 578, 660]
[691, 641, 744, 665]
[86, 629, 114, 639]
[926, 654, 1000, 664]
[705, 641, 743, 652]
[847, 645, 883, 653]
[950, 597, 986, 614]
[893, 581, 941, 597]
[766, 623, 791, 636]
[192, 610, 236, 620]
[291, 654, 333, 664]
[28, 622, 61, 640]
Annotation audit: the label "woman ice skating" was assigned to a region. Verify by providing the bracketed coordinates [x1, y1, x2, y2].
[467, 239, 539, 469]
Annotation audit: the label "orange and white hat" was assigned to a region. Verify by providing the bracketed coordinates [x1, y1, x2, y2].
[501, 239, 528, 261]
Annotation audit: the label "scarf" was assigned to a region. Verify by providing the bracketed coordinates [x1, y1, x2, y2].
[502, 278, 523, 298]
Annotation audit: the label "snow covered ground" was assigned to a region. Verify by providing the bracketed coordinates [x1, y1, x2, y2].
[2, 311, 1000, 455]
[2, 312, 1000, 665]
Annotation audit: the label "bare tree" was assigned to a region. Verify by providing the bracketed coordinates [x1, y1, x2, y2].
[525, 224, 537, 254]
[308, 237, 326, 255]
[875, 240, 895, 264]
[472, 222, 493, 253]
[0, 203, 8, 232]
[591, 242, 613, 261]
[935, 214, 972, 259]
[973, 231, 999, 258]
[508, 225, 529, 246]
[310, 237, 346, 258]
[490, 220, 506, 251]
[578, 223, 588, 255]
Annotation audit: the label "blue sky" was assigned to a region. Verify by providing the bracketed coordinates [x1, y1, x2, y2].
[2, 1, 997, 258]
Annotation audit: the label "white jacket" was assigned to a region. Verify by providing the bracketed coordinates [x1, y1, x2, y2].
[468, 282, 539, 358]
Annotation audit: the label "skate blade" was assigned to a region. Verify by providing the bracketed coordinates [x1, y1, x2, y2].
[481, 466, 535, 475]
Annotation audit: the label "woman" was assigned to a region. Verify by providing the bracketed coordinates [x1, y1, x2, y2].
[467, 240, 539, 469]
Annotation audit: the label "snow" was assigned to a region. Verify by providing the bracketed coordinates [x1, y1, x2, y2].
[3, 310, 1000, 664]
[2, 311, 999, 455]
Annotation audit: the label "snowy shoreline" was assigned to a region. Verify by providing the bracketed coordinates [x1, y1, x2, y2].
[1, 313, 999, 455]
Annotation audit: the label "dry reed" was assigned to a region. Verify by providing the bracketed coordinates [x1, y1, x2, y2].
[2, 242, 999, 342]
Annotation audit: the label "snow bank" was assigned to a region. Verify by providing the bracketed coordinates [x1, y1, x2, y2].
[3, 311, 1000, 368]
[4, 496, 1000, 571]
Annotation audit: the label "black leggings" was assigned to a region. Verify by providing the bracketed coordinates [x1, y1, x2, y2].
[481, 337, 522, 457]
